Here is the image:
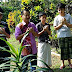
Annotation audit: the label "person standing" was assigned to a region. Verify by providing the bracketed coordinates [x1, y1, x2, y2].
[15, 8, 38, 71]
[0, 7, 11, 71]
[53, 3, 72, 69]
[36, 12, 52, 72]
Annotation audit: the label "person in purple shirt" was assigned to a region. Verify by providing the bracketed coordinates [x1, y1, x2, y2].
[15, 8, 38, 71]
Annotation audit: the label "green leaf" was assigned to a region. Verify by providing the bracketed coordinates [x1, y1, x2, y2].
[21, 54, 35, 62]
[13, 68, 19, 72]
[0, 38, 18, 57]
[8, 57, 18, 63]
[19, 30, 29, 58]
[0, 61, 10, 68]
[38, 59, 51, 69]
[19, 45, 30, 59]
[0, 25, 4, 27]
[20, 30, 29, 45]
[39, 0, 44, 2]
[18, 46, 26, 59]
[0, 46, 16, 58]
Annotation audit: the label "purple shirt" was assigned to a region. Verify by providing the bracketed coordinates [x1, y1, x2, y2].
[15, 21, 38, 55]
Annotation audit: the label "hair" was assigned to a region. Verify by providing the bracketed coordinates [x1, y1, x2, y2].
[39, 12, 47, 17]
[0, 7, 3, 13]
[21, 8, 30, 15]
[57, 3, 66, 9]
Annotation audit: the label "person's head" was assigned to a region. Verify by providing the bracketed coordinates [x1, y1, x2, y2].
[39, 12, 47, 24]
[57, 3, 66, 16]
[21, 8, 30, 23]
[0, 7, 3, 20]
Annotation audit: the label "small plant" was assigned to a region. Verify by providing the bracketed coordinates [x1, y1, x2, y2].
[0, 30, 30, 72]
[0, 30, 54, 72]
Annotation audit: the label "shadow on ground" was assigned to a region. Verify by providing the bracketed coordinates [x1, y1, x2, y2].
[53, 68, 72, 72]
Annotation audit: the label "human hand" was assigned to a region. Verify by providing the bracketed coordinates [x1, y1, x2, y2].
[60, 17, 66, 25]
[29, 27, 34, 33]
[63, 18, 68, 25]
[26, 27, 34, 34]
[43, 25, 48, 31]
[26, 27, 30, 33]
[0, 27, 5, 34]
[63, 18, 68, 24]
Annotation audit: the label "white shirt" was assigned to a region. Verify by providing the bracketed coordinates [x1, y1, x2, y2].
[54, 14, 72, 38]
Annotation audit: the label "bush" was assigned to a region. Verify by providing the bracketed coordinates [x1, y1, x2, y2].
[1, 7, 12, 22]
[1, 6, 21, 22]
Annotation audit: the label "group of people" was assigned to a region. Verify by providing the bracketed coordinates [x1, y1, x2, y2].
[0, 2, 72, 72]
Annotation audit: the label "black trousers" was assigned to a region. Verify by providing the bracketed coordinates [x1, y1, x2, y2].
[0, 39, 11, 71]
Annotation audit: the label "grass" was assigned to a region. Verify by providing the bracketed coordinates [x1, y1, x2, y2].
[51, 54, 72, 72]
[7, 34, 72, 72]
[51, 47, 61, 54]
[7, 33, 20, 50]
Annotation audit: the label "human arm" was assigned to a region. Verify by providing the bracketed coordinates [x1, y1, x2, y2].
[36, 23, 51, 36]
[54, 17, 65, 30]
[15, 25, 23, 40]
[29, 23, 39, 37]
[29, 27, 39, 37]
[65, 22, 72, 28]
[54, 23, 63, 30]
[46, 29, 51, 35]
[44, 25, 51, 35]
[16, 27, 38, 40]
[16, 33, 25, 40]
[15, 26, 29, 40]
[64, 15, 72, 28]
[36, 23, 46, 36]
[38, 29, 45, 36]
[0, 27, 10, 38]
[37, 25, 51, 36]
[38, 27, 51, 35]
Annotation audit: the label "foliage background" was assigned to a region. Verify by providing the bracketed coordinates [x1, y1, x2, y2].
[0, 0, 72, 72]
[0, 0, 72, 36]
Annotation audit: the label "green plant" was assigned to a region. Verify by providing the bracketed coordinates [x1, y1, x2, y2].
[0, 30, 30, 72]
[0, 31, 54, 72]
[50, 26, 57, 40]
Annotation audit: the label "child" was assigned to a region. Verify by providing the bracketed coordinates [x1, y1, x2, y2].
[36, 12, 52, 70]
[53, 3, 72, 69]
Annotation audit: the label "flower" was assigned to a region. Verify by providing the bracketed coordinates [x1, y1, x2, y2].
[6, 10, 22, 28]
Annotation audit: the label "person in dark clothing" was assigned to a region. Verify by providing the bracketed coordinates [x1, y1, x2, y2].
[36, 12, 52, 72]
[0, 7, 11, 72]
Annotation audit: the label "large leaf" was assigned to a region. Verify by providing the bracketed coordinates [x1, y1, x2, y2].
[21, 55, 36, 70]
[19, 44, 31, 59]
[20, 30, 29, 46]
[0, 46, 16, 58]
[0, 61, 10, 68]
[0, 38, 18, 57]
[19, 30, 29, 58]
[8, 57, 19, 63]
[21, 54, 35, 62]
[13, 68, 19, 72]
[18, 45, 26, 59]
[38, 59, 51, 69]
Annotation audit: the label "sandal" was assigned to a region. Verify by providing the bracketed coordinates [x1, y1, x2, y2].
[60, 65, 65, 69]
[69, 64, 72, 69]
